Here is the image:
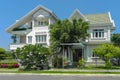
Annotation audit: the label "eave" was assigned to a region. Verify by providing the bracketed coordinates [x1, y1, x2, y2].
[6, 5, 58, 33]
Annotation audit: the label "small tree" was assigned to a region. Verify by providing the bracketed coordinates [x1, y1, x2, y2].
[93, 44, 120, 68]
[111, 33, 120, 65]
[78, 58, 85, 68]
[0, 48, 6, 60]
[14, 44, 50, 70]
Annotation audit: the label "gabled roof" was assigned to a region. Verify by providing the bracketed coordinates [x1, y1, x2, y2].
[84, 12, 112, 24]
[69, 9, 88, 21]
[6, 5, 58, 33]
[69, 9, 114, 27]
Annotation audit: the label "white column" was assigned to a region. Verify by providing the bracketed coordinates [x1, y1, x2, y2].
[49, 56, 53, 68]
[48, 18, 50, 25]
[32, 19, 34, 29]
[68, 47, 70, 60]
[65, 49, 67, 59]
[32, 19, 35, 44]
[68, 47, 72, 66]
[70, 47, 73, 65]
[18, 35, 20, 43]
[62, 46, 64, 68]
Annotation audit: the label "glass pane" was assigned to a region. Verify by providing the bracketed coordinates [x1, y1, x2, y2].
[102, 32, 104, 37]
[95, 32, 98, 37]
[28, 36, 32, 43]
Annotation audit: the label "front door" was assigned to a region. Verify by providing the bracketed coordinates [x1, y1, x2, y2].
[73, 49, 82, 66]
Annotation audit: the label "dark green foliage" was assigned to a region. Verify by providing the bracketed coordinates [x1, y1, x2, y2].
[0, 48, 6, 60]
[52, 55, 62, 68]
[50, 19, 89, 54]
[50, 19, 89, 68]
[111, 33, 120, 65]
[111, 33, 120, 46]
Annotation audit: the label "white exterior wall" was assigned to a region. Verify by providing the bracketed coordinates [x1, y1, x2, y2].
[85, 25, 112, 62]
[26, 16, 55, 46]
[27, 27, 49, 45]
[88, 25, 111, 44]
[86, 45, 99, 62]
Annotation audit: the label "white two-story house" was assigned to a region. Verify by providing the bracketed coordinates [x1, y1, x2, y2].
[6, 5, 115, 64]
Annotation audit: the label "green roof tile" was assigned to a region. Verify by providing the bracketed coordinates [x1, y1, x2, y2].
[84, 13, 111, 24]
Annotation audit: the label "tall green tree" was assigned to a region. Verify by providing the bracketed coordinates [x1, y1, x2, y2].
[50, 19, 89, 54]
[14, 44, 50, 70]
[93, 44, 120, 68]
[50, 19, 89, 67]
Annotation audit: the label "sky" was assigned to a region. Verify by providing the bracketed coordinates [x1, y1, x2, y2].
[0, 0, 120, 50]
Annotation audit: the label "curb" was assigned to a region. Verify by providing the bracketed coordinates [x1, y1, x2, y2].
[0, 73, 120, 76]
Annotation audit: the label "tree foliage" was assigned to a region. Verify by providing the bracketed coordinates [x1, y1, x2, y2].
[93, 44, 120, 68]
[111, 33, 120, 65]
[50, 19, 89, 53]
[0, 48, 6, 60]
[13, 44, 50, 70]
[111, 33, 120, 46]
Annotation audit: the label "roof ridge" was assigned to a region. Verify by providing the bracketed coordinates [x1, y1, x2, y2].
[84, 12, 109, 15]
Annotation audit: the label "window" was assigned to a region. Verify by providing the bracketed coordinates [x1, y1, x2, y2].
[92, 29, 104, 38]
[36, 35, 46, 43]
[38, 21, 45, 26]
[28, 36, 32, 43]
[92, 52, 98, 57]
[30, 22, 32, 27]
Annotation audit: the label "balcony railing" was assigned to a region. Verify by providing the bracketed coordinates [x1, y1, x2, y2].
[10, 43, 26, 50]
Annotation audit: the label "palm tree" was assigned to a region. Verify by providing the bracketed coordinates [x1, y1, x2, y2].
[11, 34, 17, 43]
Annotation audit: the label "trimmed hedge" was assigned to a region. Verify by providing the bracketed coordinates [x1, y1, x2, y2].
[0, 60, 19, 68]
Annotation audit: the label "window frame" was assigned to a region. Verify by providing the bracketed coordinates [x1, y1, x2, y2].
[35, 35, 47, 43]
[92, 29, 104, 38]
[28, 36, 32, 43]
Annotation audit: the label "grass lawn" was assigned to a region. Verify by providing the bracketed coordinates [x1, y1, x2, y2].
[0, 68, 19, 73]
[0, 68, 120, 74]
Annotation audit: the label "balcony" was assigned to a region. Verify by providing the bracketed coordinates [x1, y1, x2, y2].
[10, 43, 26, 50]
[33, 26, 49, 31]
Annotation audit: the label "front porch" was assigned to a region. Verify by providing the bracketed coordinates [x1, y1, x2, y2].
[56, 43, 86, 68]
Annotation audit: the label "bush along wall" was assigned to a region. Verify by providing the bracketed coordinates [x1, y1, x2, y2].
[0, 60, 19, 68]
[0, 63, 19, 68]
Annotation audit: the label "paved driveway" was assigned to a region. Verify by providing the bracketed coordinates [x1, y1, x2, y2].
[0, 74, 120, 80]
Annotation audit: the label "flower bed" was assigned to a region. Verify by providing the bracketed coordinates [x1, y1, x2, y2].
[0, 60, 19, 68]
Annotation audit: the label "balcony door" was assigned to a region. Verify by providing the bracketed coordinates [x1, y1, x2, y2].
[20, 35, 26, 43]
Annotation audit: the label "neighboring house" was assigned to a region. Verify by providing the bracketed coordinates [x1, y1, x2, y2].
[6, 5, 115, 66]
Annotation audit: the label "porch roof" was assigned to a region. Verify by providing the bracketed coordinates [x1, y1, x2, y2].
[60, 43, 85, 48]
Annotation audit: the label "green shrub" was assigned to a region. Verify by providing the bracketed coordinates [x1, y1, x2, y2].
[0, 59, 18, 64]
[78, 58, 85, 68]
[105, 60, 112, 69]
[0, 59, 19, 68]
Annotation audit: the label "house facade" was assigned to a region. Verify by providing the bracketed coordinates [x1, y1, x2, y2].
[6, 5, 115, 65]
